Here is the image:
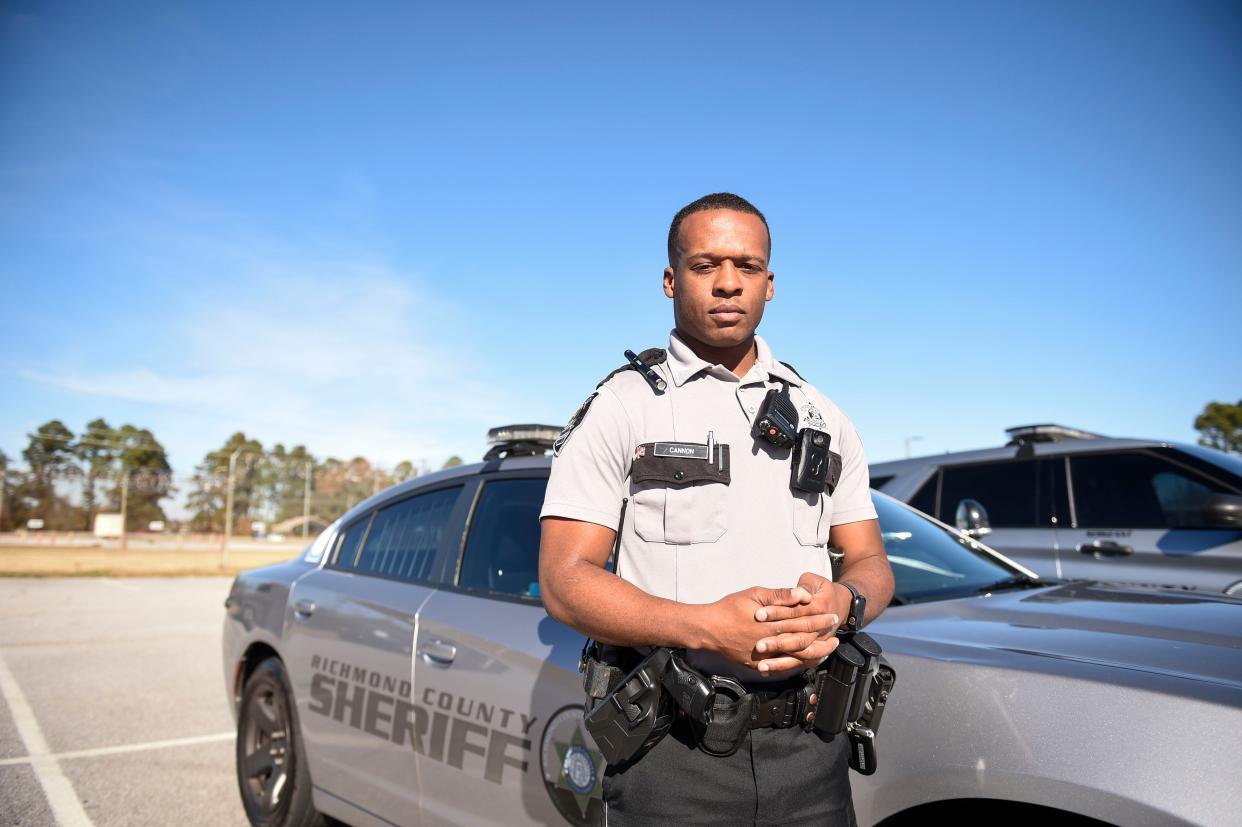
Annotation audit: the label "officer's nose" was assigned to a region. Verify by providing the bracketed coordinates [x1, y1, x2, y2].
[713, 260, 743, 296]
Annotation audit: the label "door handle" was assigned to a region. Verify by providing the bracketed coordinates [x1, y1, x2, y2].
[293, 599, 317, 617]
[1077, 540, 1134, 558]
[419, 639, 458, 666]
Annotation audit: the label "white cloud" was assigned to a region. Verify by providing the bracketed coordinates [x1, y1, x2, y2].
[20, 251, 515, 470]
[8, 173, 551, 486]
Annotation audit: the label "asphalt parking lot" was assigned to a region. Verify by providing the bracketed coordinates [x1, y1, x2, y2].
[0, 577, 248, 827]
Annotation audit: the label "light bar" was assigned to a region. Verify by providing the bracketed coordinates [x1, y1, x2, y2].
[1004, 424, 1105, 444]
[487, 424, 562, 446]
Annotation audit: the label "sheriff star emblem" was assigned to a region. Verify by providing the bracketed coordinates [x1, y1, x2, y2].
[541, 706, 605, 825]
[554, 724, 604, 817]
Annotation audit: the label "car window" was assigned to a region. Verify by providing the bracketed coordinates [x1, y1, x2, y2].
[1071, 452, 1234, 529]
[908, 473, 938, 516]
[1039, 458, 1071, 527]
[1159, 446, 1242, 491]
[459, 478, 546, 600]
[327, 515, 371, 570]
[869, 475, 893, 490]
[874, 496, 1019, 603]
[350, 486, 462, 581]
[938, 460, 1042, 528]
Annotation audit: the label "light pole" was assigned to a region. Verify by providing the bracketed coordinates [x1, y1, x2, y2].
[221, 447, 248, 567]
[904, 435, 923, 459]
[302, 460, 312, 539]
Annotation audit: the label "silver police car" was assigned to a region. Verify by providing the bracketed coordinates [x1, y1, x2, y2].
[871, 424, 1242, 595]
[223, 427, 1242, 827]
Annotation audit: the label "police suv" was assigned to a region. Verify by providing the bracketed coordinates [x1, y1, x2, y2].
[870, 424, 1242, 595]
[224, 426, 1242, 827]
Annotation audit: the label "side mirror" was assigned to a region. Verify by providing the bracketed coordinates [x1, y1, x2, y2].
[1201, 493, 1242, 529]
[955, 499, 992, 538]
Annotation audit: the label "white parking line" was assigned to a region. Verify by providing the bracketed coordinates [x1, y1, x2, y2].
[0, 652, 95, 827]
[0, 731, 234, 767]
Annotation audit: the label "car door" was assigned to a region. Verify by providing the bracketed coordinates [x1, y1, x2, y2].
[930, 458, 1067, 578]
[283, 483, 470, 826]
[1057, 449, 1242, 592]
[413, 472, 599, 827]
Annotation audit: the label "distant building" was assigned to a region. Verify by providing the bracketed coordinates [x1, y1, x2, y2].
[93, 514, 122, 538]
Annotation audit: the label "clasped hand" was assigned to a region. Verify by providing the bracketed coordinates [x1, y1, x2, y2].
[702, 572, 849, 675]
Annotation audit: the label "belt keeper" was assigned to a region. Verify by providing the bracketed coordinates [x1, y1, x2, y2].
[746, 688, 804, 730]
[781, 692, 798, 728]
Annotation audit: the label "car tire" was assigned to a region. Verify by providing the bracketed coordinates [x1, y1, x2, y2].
[236, 657, 327, 827]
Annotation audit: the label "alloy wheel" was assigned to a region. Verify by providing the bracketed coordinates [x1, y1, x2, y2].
[241, 684, 292, 815]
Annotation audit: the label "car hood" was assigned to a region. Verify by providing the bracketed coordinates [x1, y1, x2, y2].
[870, 581, 1242, 696]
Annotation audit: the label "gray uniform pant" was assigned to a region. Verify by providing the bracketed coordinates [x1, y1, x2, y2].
[602, 714, 857, 826]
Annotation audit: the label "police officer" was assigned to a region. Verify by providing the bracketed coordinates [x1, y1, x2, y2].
[539, 192, 895, 826]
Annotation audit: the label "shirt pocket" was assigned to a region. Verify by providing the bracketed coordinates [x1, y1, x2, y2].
[791, 451, 843, 546]
[630, 444, 730, 545]
[791, 491, 831, 546]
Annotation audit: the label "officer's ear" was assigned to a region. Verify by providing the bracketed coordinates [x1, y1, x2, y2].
[663, 266, 676, 299]
[765, 270, 774, 302]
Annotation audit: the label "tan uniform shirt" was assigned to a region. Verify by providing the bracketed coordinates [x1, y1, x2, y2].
[540, 330, 878, 678]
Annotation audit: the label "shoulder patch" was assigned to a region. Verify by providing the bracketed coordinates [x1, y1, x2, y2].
[804, 403, 826, 431]
[553, 391, 598, 457]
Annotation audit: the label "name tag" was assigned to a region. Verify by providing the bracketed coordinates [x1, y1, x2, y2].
[653, 442, 709, 460]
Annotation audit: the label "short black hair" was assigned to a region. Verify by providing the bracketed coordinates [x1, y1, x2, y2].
[667, 192, 770, 267]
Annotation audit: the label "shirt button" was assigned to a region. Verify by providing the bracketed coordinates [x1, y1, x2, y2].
[748, 406, 756, 413]
[674, 471, 684, 481]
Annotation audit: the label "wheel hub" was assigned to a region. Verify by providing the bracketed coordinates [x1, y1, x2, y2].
[241, 687, 292, 815]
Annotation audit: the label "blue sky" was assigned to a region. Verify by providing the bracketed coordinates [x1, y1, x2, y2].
[2, 1, 1240, 486]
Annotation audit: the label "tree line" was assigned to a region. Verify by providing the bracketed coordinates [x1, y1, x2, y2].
[181, 430, 460, 533]
[0, 418, 171, 533]
[4, 401, 1238, 534]
[0, 419, 462, 534]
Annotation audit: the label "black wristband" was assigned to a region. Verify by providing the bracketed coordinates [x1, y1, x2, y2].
[838, 580, 866, 632]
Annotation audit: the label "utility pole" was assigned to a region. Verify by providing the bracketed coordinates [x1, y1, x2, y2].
[904, 435, 923, 459]
[120, 470, 130, 550]
[302, 460, 312, 539]
[221, 447, 247, 568]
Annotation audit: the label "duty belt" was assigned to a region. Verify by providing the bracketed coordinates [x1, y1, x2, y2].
[582, 638, 896, 772]
[691, 676, 809, 757]
[748, 685, 806, 729]
[699, 676, 807, 730]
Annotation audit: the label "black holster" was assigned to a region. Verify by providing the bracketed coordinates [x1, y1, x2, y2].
[580, 645, 713, 766]
[802, 631, 896, 775]
[581, 646, 674, 766]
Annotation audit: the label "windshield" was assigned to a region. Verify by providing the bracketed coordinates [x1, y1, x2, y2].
[874, 494, 1024, 603]
[1174, 443, 1242, 488]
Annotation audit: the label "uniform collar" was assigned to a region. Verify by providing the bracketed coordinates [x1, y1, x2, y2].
[666, 329, 804, 388]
